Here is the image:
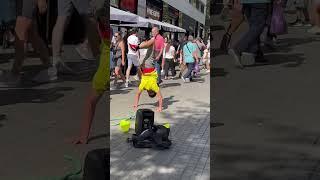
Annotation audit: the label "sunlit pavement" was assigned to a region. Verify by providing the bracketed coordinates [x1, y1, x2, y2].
[212, 20, 320, 180]
[110, 69, 210, 179]
[0, 45, 107, 179]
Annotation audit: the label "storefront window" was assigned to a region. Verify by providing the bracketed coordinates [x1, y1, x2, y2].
[201, 4, 205, 13]
[196, 0, 200, 10]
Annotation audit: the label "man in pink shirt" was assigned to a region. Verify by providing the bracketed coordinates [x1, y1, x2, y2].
[152, 27, 165, 84]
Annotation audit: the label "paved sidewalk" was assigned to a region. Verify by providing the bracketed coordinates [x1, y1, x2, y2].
[0, 46, 107, 179]
[212, 21, 320, 180]
[110, 70, 210, 180]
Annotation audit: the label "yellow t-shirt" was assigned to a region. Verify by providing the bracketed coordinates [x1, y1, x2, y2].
[138, 71, 159, 93]
[92, 40, 110, 94]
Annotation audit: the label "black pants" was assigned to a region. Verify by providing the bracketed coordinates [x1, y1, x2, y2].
[83, 148, 108, 180]
[164, 58, 176, 77]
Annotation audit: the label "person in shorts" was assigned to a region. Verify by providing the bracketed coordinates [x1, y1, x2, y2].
[0, 0, 57, 87]
[125, 28, 141, 88]
[51, 0, 101, 74]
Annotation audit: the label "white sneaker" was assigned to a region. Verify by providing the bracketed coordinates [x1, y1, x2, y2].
[133, 75, 139, 81]
[32, 66, 58, 83]
[53, 57, 76, 74]
[125, 80, 129, 88]
[181, 76, 186, 82]
[241, 52, 256, 66]
[185, 78, 190, 83]
[304, 23, 312, 27]
[307, 26, 320, 34]
[75, 45, 95, 61]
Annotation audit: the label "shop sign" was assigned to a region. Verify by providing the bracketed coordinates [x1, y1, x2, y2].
[146, 7, 160, 20]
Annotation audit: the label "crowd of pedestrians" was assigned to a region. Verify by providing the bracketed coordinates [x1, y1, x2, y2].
[110, 26, 211, 88]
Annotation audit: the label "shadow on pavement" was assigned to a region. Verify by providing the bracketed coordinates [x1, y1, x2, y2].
[211, 122, 225, 128]
[212, 116, 320, 180]
[0, 87, 74, 106]
[139, 95, 179, 110]
[161, 82, 181, 89]
[110, 105, 209, 179]
[192, 78, 206, 83]
[276, 37, 320, 51]
[212, 68, 229, 77]
[87, 133, 107, 144]
[0, 53, 13, 64]
[247, 53, 305, 68]
[59, 61, 97, 83]
[0, 114, 7, 128]
[110, 89, 131, 96]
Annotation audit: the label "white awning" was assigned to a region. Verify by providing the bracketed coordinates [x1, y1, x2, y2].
[113, 17, 186, 33]
[110, 7, 139, 23]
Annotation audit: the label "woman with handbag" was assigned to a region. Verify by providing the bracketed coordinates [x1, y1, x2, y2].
[112, 32, 126, 87]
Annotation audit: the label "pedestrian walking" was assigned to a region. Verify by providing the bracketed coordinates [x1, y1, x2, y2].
[163, 39, 176, 80]
[178, 36, 188, 78]
[307, 0, 320, 34]
[0, 0, 57, 87]
[125, 28, 141, 88]
[228, 0, 271, 68]
[152, 27, 165, 85]
[290, 0, 312, 26]
[112, 32, 126, 87]
[51, 0, 101, 74]
[182, 35, 199, 83]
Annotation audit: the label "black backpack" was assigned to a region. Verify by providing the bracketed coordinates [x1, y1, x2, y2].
[128, 109, 172, 149]
[83, 149, 108, 180]
[129, 125, 172, 149]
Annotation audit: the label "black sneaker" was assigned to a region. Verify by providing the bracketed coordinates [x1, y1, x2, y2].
[255, 50, 268, 63]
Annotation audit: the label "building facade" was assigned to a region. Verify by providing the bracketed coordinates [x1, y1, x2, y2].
[162, 0, 207, 38]
[113, 0, 208, 39]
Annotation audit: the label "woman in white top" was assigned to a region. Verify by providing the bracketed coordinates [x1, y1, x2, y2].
[162, 39, 176, 80]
